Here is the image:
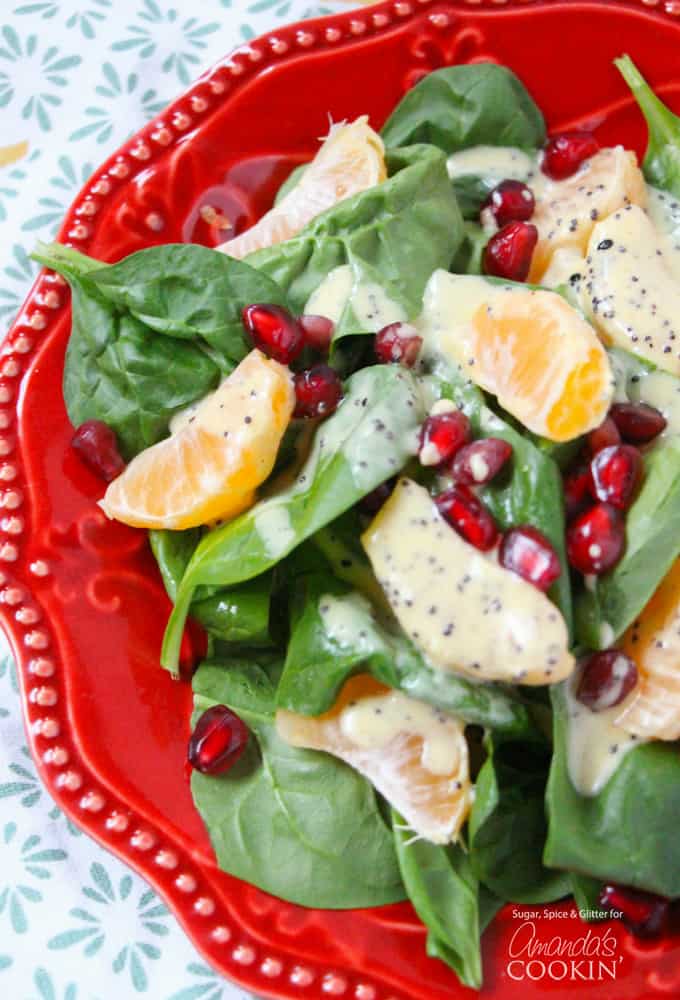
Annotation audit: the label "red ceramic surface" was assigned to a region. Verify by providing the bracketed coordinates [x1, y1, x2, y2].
[4, 1, 680, 997]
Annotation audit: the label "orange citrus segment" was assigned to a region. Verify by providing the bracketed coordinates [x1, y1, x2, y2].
[417, 272, 613, 442]
[529, 145, 647, 283]
[276, 674, 472, 845]
[616, 558, 680, 740]
[101, 349, 294, 530]
[217, 118, 386, 258]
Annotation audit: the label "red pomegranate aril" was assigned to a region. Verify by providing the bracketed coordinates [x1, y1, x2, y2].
[293, 364, 343, 419]
[610, 402, 667, 444]
[588, 415, 621, 455]
[576, 649, 638, 712]
[499, 526, 561, 592]
[241, 303, 304, 364]
[435, 485, 498, 551]
[451, 438, 513, 485]
[566, 502, 625, 575]
[188, 704, 250, 775]
[541, 131, 600, 180]
[590, 444, 642, 510]
[563, 464, 592, 521]
[178, 617, 208, 683]
[374, 322, 423, 367]
[359, 477, 396, 515]
[482, 179, 535, 227]
[600, 884, 669, 939]
[419, 411, 471, 467]
[299, 313, 335, 352]
[483, 221, 538, 282]
[71, 420, 126, 482]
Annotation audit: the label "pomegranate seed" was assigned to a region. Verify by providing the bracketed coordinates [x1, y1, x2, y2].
[563, 464, 592, 521]
[588, 416, 621, 455]
[499, 526, 561, 592]
[483, 221, 538, 282]
[299, 313, 334, 352]
[374, 322, 422, 367]
[188, 704, 250, 775]
[178, 617, 208, 683]
[610, 402, 667, 444]
[576, 649, 638, 712]
[435, 485, 498, 551]
[71, 420, 125, 482]
[590, 444, 642, 510]
[419, 411, 471, 467]
[293, 364, 343, 419]
[359, 477, 396, 515]
[541, 131, 600, 180]
[566, 503, 625, 575]
[600, 885, 669, 939]
[451, 438, 512, 485]
[241, 303, 304, 364]
[482, 180, 535, 227]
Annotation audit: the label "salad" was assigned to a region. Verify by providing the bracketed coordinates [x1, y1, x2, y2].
[33, 54, 680, 989]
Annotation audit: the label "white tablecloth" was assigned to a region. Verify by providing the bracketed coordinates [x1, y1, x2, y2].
[0, 1, 352, 996]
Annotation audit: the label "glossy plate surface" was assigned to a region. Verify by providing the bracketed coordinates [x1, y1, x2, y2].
[4, 1, 680, 996]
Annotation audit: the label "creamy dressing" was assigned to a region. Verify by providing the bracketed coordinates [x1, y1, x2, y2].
[362, 478, 574, 685]
[564, 674, 640, 796]
[339, 687, 465, 776]
[414, 270, 610, 441]
[580, 204, 680, 375]
[253, 503, 296, 557]
[303, 265, 406, 331]
[304, 265, 354, 324]
[319, 591, 379, 655]
[539, 247, 586, 292]
[446, 145, 533, 183]
[318, 370, 422, 492]
[631, 369, 680, 437]
[646, 186, 680, 241]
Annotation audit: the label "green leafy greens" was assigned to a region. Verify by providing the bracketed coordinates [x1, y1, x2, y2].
[161, 365, 427, 674]
[192, 655, 405, 908]
[32, 241, 289, 457]
[381, 63, 545, 155]
[248, 145, 463, 345]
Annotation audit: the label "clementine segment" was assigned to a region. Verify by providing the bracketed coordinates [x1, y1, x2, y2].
[218, 117, 386, 258]
[529, 146, 646, 282]
[100, 350, 294, 530]
[276, 674, 472, 844]
[470, 288, 613, 441]
[616, 558, 680, 740]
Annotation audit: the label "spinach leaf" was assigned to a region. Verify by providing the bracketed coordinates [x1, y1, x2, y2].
[62, 277, 219, 459]
[277, 574, 533, 735]
[248, 146, 463, 344]
[425, 361, 572, 631]
[161, 365, 426, 673]
[393, 812, 489, 989]
[381, 64, 545, 155]
[35, 241, 288, 372]
[191, 655, 405, 908]
[575, 435, 680, 647]
[570, 873, 605, 920]
[544, 684, 680, 897]
[450, 222, 487, 274]
[469, 735, 570, 904]
[191, 579, 273, 647]
[615, 55, 680, 198]
[150, 529, 273, 646]
[149, 528, 201, 604]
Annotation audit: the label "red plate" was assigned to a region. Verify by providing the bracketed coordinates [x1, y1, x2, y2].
[4, 1, 680, 997]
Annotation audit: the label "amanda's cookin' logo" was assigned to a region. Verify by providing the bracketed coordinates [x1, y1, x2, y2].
[506, 909, 624, 983]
